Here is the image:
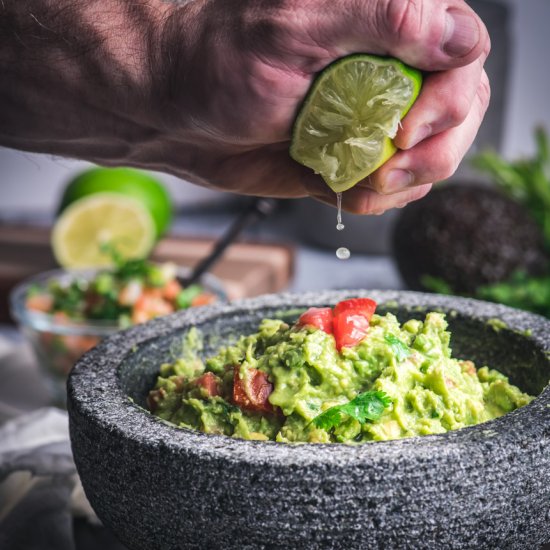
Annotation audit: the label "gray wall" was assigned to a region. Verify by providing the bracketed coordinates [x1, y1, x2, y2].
[0, 0, 549, 214]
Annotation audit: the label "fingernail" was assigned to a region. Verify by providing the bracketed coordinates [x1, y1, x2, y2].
[443, 9, 480, 58]
[407, 124, 432, 149]
[384, 169, 414, 193]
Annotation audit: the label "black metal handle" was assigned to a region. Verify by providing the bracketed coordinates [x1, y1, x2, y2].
[182, 198, 278, 287]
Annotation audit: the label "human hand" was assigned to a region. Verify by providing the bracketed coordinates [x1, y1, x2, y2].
[154, 0, 490, 213]
[1, 0, 490, 214]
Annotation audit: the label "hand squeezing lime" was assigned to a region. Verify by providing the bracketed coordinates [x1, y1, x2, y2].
[290, 55, 422, 193]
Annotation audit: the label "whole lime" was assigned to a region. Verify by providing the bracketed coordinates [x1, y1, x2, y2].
[58, 167, 173, 238]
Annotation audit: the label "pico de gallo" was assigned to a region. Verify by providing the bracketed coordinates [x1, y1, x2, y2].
[24, 257, 217, 375]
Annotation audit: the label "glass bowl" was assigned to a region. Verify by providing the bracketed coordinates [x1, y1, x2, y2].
[9, 267, 227, 403]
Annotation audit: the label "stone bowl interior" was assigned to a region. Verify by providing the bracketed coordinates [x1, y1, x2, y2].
[68, 290, 550, 550]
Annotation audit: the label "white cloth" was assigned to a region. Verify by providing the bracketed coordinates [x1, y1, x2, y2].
[0, 408, 100, 550]
[0, 334, 126, 550]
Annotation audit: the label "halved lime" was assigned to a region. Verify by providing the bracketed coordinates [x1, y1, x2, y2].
[290, 55, 422, 193]
[52, 193, 156, 268]
[58, 167, 173, 238]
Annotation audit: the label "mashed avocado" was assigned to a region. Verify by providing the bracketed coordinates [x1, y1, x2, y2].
[147, 307, 534, 444]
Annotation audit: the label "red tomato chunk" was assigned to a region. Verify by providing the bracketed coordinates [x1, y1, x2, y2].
[193, 372, 221, 397]
[297, 307, 334, 334]
[333, 298, 377, 319]
[333, 311, 371, 351]
[233, 366, 275, 414]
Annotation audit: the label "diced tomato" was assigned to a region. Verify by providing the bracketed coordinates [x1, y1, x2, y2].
[148, 287, 164, 299]
[147, 387, 166, 413]
[52, 311, 70, 324]
[297, 307, 334, 334]
[232, 366, 275, 414]
[333, 298, 377, 319]
[333, 310, 371, 351]
[118, 280, 143, 306]
[190, 293, 217, 307]
[132, 291, 174, 324]
[64, 334, 99, 354]
[193, 372, 221, 397]
[132, 309, 150, 325]
[26, 293, 54, 313]
[162, 279, 182, 301]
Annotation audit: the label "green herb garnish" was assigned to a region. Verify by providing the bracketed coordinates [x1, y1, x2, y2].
[384, 334, 411, 362]
[472, 126, 550, 250]
[477, 271, 550, 318]
[420, 128, 550, 320]
[100, 242, 150, 281]
[312, 391, 391, 431]
[421, 275, 454, 295]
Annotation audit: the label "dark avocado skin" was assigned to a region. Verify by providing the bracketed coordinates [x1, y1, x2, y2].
[392, 183, 548, 293]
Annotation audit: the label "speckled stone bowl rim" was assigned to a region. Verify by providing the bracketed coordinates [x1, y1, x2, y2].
[68, 290, 550, 466]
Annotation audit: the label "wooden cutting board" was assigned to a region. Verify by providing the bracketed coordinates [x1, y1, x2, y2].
[0, 224, 295, 324]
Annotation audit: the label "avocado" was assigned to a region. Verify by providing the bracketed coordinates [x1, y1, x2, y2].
[392, 183, 548, 293]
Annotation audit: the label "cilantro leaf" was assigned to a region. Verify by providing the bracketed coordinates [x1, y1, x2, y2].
[114, 258, 151, 281]
[312, 391, 391, 431]
[384, 334, 411, 362]
[99, 242, 150, 281]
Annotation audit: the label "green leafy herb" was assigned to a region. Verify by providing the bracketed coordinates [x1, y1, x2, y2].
[115, 258, 151, 281]
[49, 279, 87, 315]
[312, 391, 391, 431]
[472, 126, 550, 250]
[424, 128, 550, 320]
[99, 242, 151, 281]
[477, 271, 550, 318]
[384, 334, 411, 362]
[421, 275, 454, 295]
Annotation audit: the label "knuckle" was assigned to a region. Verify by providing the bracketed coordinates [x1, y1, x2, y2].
[438, 150, 460, 180]
[477, 71, 491, 112]
[482, 34, 492, 60]
[382, 0, 424, 43]
[348, 191, 380, 215]
[446, 93, 471, 127]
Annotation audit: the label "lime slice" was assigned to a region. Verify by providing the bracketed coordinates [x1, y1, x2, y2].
[52, 193, 156, 268]
[290, 54, 422, 193]
[58, 168, 172, 238]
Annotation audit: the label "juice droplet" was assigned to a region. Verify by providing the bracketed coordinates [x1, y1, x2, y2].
[336, 247, 350, 260]
[336, 192, 344, 230]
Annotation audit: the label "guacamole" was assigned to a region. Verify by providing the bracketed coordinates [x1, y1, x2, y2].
[147, 299, 534, 443]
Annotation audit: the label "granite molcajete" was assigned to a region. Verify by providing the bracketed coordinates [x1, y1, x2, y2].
[67, 291, 550, 550]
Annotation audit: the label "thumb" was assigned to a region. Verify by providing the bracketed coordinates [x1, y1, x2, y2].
[315, 0, 490, 71]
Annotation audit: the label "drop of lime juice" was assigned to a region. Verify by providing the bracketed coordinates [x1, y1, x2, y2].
[336, 192, 345, 231]
[336, 247, 350, 260]
[335, 193, 350, 259]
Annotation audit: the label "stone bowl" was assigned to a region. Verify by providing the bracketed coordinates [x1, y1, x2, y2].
[67, 290, 550, 550]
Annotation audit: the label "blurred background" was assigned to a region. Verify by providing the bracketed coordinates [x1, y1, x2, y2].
[0, 0, 549, 368]
[1, 0, 549, 290]
[1, 0, 550, 325]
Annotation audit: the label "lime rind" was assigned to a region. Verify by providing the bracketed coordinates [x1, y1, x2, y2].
[290, 55, 422, 193]
[58, 168, 173, 238]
